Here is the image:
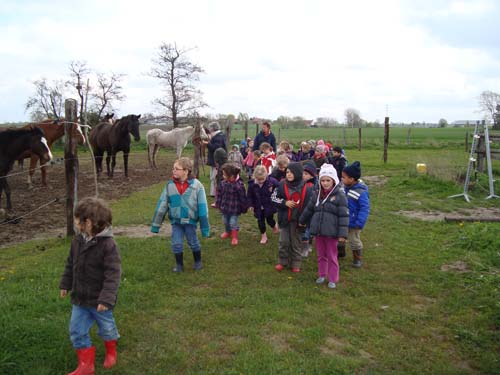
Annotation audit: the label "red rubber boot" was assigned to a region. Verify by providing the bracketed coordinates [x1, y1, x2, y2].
[231, 230, 238, 246]
[67, 346, 95, 375]
[103, 339, 117, 369]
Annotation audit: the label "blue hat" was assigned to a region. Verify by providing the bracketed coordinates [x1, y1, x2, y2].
[343, 161, 361, 180]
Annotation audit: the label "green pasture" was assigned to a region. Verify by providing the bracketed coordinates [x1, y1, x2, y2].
[1, 138, 499, 374]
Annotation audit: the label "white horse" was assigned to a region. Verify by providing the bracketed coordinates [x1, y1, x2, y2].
[147, 125, 208, 169]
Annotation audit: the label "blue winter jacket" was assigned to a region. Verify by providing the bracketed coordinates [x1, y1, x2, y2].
[344, 180, 370, 229]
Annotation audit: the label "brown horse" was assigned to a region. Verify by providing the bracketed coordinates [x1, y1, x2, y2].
[89, 114, 141, 178]
[18, 119, 85, 187]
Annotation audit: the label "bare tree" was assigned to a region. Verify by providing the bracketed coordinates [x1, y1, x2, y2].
[344, 108, 362, 128]
[150, 43, 207, 128]
[478, 90, 500, 121]
[92, 72, 126, 118]
[67, 61, 91, 121]
[25, 78, 66, 120]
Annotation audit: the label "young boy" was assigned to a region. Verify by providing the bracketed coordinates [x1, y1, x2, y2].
[259, 142, 276, 174]
[328, 146, 347, 180]
[341, 161, 370, 268]
[151, 157, 210, 272]
[60, 197, 121, 374]
[300, 160, 318, 257]
[271, 162, 312, 272]
[270, 154, 290, 182]
[228, 144, 244, 170]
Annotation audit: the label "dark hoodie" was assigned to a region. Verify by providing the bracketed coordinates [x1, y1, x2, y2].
[271, 162, 312, 228]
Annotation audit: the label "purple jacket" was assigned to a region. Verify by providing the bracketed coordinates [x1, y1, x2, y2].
[216, 177, 247, 215]
[247, 176, 279, 219]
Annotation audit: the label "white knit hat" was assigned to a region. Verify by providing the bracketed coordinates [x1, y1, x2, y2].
[319, 163, 339, 186]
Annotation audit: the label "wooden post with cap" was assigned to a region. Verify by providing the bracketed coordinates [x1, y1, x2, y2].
[65, 99, 79, 236]
[383, 117, 390, 163]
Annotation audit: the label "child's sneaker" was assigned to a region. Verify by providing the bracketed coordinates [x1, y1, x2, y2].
[352, 260, 362, 268]
[328, 281, 336, 289]
[275, 264, 284, 271]
[315, 277, 326, 284]
[172, 265, 184, 272]
[301, 244, 311, 257]
[260, 233, 268, 244]
[291, 267, 301, 273]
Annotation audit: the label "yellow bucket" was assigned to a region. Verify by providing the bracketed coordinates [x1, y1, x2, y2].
[416, 163, 427, 174]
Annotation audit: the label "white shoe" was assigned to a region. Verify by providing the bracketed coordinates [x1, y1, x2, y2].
[328, 281, 336, 289]
[316, 277, 326, 284]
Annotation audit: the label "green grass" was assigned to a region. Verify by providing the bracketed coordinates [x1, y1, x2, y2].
[1, 146, 499, 374]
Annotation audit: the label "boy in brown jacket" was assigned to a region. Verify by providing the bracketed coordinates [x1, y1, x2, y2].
[60, 197, 121, 374]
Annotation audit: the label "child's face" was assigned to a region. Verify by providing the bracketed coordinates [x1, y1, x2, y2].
[173, 163, 188, 180]
[255, 176, 266, 185]
[74, 217, 93, 236]
[286, 169, 295, 182]
[303, 171, 313, 181]
[341, 172, 355, 187]
[320, 176, 335, 190]
[261, 148, 270, 155]
[333, 151, 340, 157]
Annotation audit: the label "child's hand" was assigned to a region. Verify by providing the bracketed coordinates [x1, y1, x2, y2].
[60, 289, 68, 298]
[285, 200, 297, 208]
[97, 304, 108, 312]
[339, 237, 347, 242]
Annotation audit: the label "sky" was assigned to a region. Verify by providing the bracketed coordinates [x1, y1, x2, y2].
[1, 0, 499, 123]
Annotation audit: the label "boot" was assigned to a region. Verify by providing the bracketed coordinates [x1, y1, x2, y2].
[260, 233, 268, 244]
[337, 242, 346, 258]
[173, 253, 184, 272]
[192, 251, 203, 270]
[103, 340, 117, 369]
[220, 232, 230, 239]
[231, 230, 238, 246]
[67, 346, 95, 375]
[352, 250, 363, 268]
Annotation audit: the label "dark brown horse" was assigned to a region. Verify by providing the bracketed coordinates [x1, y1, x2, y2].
[18, 119, 85, 187]
[89, 114, 141, 178]
[1, 127, 53, 209]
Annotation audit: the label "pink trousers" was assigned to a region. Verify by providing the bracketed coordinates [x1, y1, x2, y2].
[315, 236, 339, 283]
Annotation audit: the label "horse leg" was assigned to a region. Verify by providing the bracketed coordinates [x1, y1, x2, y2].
[152, 144, 159, 169]
[106, 153, 112, 178]
[27, 155, 38, 189]
[147, 143, 153, 169]
[123, 152, 129, 178]
[4, 179, 12, 210]
[95, 150, 103, 176]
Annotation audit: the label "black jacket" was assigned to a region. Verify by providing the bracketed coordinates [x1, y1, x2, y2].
[207, 132, 227, 167]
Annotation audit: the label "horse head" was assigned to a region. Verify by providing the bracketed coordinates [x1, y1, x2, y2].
[124, 114, 141, 142]
[103, 113, 115, 124]
[29, 127, 53, 164]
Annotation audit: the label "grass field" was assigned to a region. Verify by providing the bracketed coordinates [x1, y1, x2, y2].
[1, 130, 499, 374]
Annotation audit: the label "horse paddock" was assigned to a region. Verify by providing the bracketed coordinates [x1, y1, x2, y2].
[0, 151, 172, 248]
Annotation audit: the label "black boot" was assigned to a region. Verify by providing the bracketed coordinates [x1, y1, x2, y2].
[193, 251, 202, 270]
[352, 250, 363, 268]
[173, 253, 184, 272]
[337, 242, 346, 258]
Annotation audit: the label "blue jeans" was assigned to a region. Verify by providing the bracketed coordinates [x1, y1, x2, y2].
[69, 305, 119, 349]
[223, 214, 239, 232]
[171, 224, 201, 254]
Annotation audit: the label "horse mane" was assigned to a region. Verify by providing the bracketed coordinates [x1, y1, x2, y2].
[0, 126, 42, 138]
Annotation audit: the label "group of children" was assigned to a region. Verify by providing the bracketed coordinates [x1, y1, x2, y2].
[58, 139, 369, 374]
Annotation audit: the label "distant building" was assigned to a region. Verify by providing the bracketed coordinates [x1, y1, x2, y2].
[451, 120, 480, 127]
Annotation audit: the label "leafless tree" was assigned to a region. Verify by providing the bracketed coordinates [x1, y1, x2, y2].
[150, 43, 207, 128]
[68, 61, 91, 121]
[92, 72, 126, 119]
[344, 108, 363, 128]
[25, 78, 66, 120]
[478, 90, 500, 121]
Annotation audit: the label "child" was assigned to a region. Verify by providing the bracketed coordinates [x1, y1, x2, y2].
[300, 164, 349, 289]
[300, 160, 318, 256]
[216, 163, 247, 246]
[278, 140, 296, 161]
[151, 157, 210, 271]
[271, 162, 312, 272]
[313, 144, 328, 171]
[270, 154, 290, 182]
[259, 142, 276, 174]
[228, 144, 244, 169]
[247, 165, 280, 244]
[243, 140, 256, 177]
[296, 141, 314, 161]
[59, 197, 121, 373]
[328, 146, 347, 180]
[341, 161, 370, 268]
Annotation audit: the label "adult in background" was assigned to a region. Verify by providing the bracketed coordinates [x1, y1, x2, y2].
[253, 121, 277, 153]
[203, 122, 227, 197]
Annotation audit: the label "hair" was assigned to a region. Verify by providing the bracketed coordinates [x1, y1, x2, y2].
[74, 197, 112, 236]
[253, 150, 262, 158]
[252, 165, 268, 180]
[175, 157, 193, 172]
[262, 121, 271, 129]
[276, 154, 290, 168]
[301, 142, 311, 151]
[333, 146, 342, 153]
[208, 121, 220, 131]
[221, 162, 241, 178]
[259, 142, 272, 152]
[279, 141, 291, 152]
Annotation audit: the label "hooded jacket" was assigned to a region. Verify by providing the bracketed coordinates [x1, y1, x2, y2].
[59, 227, 121, 309]
[344, 180, 370, 229]
[207, 131, 227, 166]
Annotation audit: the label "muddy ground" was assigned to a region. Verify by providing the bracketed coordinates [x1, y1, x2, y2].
[0, 152, 175, 248]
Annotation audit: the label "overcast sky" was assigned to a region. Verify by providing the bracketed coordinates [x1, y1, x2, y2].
[1, 0, 499, 123]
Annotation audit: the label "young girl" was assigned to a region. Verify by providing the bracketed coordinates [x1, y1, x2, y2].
[228, 144, 244, 169]
[243, 140, 256, 177]
[216, 163, 247, 246]
[260, 142, 276, 174]
[60, 197, 121, 373]
[271, 162, 312, 272]
[151, 157, 210, 272]
[247, 165, 280, 244]
[300, 164, 349, 289]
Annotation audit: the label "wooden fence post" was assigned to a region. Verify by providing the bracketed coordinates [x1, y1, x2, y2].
[244, 119, 248, 140]
[383, 117, 390, 163]
[358, 127, 362, 151]
[65, 99, 79, 236]
[465, 131, 469, 153]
